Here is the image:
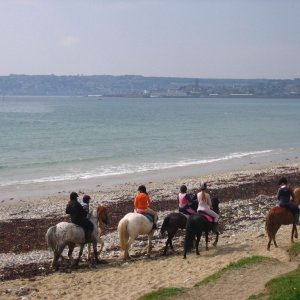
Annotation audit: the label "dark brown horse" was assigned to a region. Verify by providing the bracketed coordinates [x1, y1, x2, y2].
[160, 197, 219, 255]
[183, 212, 219, 259]
[266, 187, 300, 250]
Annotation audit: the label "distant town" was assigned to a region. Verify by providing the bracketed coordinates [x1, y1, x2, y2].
[1, 74, 300, 98]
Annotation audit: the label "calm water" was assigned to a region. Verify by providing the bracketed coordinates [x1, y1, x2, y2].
[0, 96, 300, 187]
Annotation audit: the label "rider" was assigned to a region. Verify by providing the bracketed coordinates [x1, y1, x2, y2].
[197, 182, 219, 233]
[178, 185, 197, 215]
[66, 192, 94, 242]
[134, 185, 158, 229]
[277, 177, 299, 225]
[80, 194, 91, 213]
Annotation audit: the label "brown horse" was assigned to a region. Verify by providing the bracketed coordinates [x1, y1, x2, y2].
[266, 187, 300, 250]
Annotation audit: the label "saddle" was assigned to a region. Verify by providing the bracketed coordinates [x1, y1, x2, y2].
[197, 211, 214, 223]
[138, 212, 154, 223]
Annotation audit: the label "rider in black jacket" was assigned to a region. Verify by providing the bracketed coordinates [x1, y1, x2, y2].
[66, 192, 94, 242]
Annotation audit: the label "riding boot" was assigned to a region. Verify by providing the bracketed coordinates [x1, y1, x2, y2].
[294, 214, 300, 225]
[152, 222, 158, 230]
[212, 222, 219, 234]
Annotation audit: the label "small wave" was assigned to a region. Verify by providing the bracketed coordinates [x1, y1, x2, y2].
[0, 150, 272, 187]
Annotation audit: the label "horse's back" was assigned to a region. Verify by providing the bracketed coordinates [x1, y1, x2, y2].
[119, 212, 152, 236]
[266, 206, 294, 225]
[168, 212, 188, 227]
[54, 221, 85, 244]
[186, 214, 209, 232]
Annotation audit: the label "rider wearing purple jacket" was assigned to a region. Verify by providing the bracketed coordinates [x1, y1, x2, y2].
[277, 177, 299, 225]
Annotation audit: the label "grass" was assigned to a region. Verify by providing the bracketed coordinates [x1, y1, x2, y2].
[195, 255, 266, 287]
[248, 242, 300, 300]
[139, 288, 185, 300]
[289, 241, 300, 257]
[139, 256, 266, 300]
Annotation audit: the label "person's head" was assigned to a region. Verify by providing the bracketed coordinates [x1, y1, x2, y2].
[70, 192, 79, 201]
[82, 194, 91, 204]
[200, 182, 207, 191]
[278, 177, 288, 186]
[180, 185, 187, 193]
[138, 185, 147, 193]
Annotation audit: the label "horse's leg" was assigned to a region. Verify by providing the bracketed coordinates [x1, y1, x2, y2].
[93, 239, 100, 263]
[212, 230, 219, 247]
[74, 244, 85, 266]
[124, 236, 135, 260]
[87, 243, 92, 261]
[195, 232, 202, 255]
[98, 237, 104, 256]
[169, 227, 178, 252]
[67, 243, 75, 266]
[163, 230, 176, 256]
[147, 231, 154, 257]
[205, 231, 209, 251]
[163, 237, 169, 256]
[53, 244, 66, 271]
[272, 224, 281, 248]
[267, 223, 281, 250]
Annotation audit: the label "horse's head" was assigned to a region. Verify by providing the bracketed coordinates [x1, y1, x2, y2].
[211, 197, 220, 214]
[97, 205, 109, 225]
[294, 187, 300, 206]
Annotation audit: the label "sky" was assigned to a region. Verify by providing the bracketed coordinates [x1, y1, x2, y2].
[0, 0, 300, 79]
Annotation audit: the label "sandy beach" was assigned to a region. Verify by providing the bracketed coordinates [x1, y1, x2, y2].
[1, 159, 300, 299]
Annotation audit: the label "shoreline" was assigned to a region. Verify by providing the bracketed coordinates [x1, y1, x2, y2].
[1, 154, 300, 204]
[1, 158, 300, 288]
[1, 158, 300, 222]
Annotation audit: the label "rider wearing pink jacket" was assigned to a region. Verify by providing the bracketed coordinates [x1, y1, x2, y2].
[178, 185, 197, 215]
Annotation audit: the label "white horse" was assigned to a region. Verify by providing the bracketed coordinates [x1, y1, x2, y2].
[118, 212, 155, 260]
[45, 205, 108, 270]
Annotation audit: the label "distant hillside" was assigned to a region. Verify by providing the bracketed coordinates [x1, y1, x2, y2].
[0, 74, 300, 97]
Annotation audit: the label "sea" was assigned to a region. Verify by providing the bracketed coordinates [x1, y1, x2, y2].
[1, 96, 300, 196]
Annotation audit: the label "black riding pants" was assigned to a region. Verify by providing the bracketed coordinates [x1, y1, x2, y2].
[280, 203, 300, 214]
[73, 218, 94, 238]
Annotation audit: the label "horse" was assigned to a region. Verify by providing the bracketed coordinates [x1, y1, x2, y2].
[183, 198, 220, 259]
[118, 212, 156, 260]
[265, 187, 300, 250]
[68, 205, 108, 260]
[160, 197, 219, 255]
[45, 204, 108, 270]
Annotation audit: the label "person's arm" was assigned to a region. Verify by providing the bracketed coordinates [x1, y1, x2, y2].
[207, 194, 212, 208]
[65, 204, 70, 214]
[76, 202, 87, 218]
[134, 195, 138, 208]
[186, 194, 193, 205]
[277, 188, 281, 201]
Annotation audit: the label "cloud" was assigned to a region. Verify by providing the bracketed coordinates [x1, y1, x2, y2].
[60, 35, 80, 47]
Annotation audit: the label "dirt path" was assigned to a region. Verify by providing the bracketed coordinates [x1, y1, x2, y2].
[173, 259, 297, 300]
[1, 226, 298, 300]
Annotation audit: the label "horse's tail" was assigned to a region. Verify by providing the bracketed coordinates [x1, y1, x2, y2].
[265, 209, 278, 239]
[184, 217, 195, 252]
[45, 225, 58, 252]
[118, 218, 129, 250]
[160, 216, 169, 237]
